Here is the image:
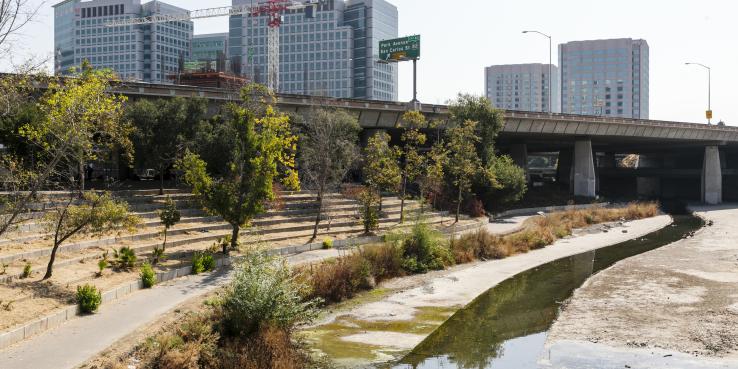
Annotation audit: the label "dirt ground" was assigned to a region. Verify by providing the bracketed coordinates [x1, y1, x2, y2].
[547, 206, 738, 362]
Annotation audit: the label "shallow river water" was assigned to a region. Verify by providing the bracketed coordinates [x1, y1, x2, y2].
[390, 215, 704, 369]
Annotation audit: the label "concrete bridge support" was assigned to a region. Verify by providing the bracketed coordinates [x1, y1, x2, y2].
[702, 146, 723, 205]
[637, 155, 662, 198]
[574, 140, 597, 198]
[510, 144, 529, 183]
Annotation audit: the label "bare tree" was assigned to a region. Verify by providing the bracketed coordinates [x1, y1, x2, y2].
[0, 0, 44, 58]
[299, 108, 361, 243]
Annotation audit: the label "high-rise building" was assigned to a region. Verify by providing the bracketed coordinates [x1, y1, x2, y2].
[559, 38, 649, 119]
[229, 0, 397, 100]
[188, 33, 229, 71]
[53, 0, 193, 84]
[485, 63, 560, 113]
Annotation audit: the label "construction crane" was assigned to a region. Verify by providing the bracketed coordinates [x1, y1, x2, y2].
[106, 0, 320, 92]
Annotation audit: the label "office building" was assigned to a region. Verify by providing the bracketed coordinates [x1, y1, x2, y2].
[485, 63, 560, 113]
[187, 33, 229, 71]
[53, 0, 193, 84]
[229, 0, 398, 100]
[559, 38, 649, 118]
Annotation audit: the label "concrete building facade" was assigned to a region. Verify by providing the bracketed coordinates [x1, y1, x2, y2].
[53, 0, 193, 84]
[485, 63, 560, 113]
[229, 0, 397, 100]
[559, 38, 649, 119]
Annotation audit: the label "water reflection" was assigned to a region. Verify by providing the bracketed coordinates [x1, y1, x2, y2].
[392, 215, 703, 369]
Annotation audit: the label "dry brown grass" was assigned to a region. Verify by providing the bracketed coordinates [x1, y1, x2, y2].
[451, 202, 659, 264]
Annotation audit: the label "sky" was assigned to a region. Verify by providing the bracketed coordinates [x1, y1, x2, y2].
[4, 0, 737, 125]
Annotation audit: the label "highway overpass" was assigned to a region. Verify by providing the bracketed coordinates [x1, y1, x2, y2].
[21, 78, 738, 204]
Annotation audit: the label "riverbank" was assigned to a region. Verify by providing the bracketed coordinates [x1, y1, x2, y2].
[544, 206, 738, 369]
[301, 214, 673, 367]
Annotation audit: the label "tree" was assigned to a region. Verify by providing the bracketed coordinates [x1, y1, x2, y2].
[126, 98, 207, 194]
[158, 196, 181, 251]
[0, 0, 43, 58]
[177, 84, 299, 254]
[299, 108, 361, 242]
[43, 192, 139, 280]
[448, 94, 505, 165]
[363, 131, 401, 214]
[417, 142, 448, 214]
[446, 120, 483, 223]
[398, 111, 428, 223]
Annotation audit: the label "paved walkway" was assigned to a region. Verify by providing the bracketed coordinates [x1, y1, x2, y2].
[0, 250, 341, 369]
[545, 206, 738, 368]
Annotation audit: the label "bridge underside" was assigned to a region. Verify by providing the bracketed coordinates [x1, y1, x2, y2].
[496, 133, 738, 204]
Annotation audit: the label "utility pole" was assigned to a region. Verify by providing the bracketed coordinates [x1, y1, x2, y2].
[686, 62, 712, 125]
[523, 30, 553, 114]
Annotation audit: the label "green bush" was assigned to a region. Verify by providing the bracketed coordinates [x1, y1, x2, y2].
[21, 263, 32, 279]
[115, 247, 137, 270]
[322, 238, 333, 249]
[223, 251, 320, 336]
[76, 284, 102, 314]
[151, 247, 166, 265]
[399, 222, 453, 274]
[192, 252, 216, 275]
[141, 263, 156, 288]
[97, 259, 108, 277]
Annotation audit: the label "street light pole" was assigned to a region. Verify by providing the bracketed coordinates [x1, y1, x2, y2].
[686, 62, 712, 125]
[523, 30, 553, 114]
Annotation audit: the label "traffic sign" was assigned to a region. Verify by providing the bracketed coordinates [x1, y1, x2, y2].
[706, 110, 713, 120]
[379, 35, 420, 62]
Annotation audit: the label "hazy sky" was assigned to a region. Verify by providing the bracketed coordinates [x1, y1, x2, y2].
[4, 0, 737, 125]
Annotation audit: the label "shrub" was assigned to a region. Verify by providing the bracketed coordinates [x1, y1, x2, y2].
[0, 263, 8, 275]
[222, 251, 320, 336]
[115, 247, 137, 270]
[399, 222, 453, 274]
[303, 255, 373, 304]
[358, 188, 380, 234]
[141, 263, 156, 288]
[362, 243, 404, 283]
[151, 247, 166, 265]
[77, 284, 102, 314]
[192, 252, 216, 275]
[322, 238, 333, 249]
[21, 263, 32, 279]
[97, 259, 108, 277]
[464, 197, 486, 218]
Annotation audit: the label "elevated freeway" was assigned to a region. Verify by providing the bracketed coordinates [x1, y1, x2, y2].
[23, 77, 738, 204]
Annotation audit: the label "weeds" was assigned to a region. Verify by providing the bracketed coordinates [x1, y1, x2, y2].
[114, 247, 137, 270]
[151, 247, 166, 265]
[322, 238, 333, 249]
[97, 259, 108, 277]
[192, 252, 216, 275]
[21, 263, 31, 279]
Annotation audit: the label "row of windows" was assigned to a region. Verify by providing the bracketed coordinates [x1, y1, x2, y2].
[81, 4, 124, 18]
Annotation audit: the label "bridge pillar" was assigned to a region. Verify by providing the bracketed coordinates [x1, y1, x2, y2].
[510, 144, 529, 183]
[636, 155, 662, 198]
[556, 148, 573, 186]
[702, 146, 723, 205]
[573, 140, 596, 198]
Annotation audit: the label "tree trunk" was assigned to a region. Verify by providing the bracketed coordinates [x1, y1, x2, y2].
[79, 159, 85, 198]
[228, 225, 239, 254]
[159, 169, 165, 196]
[400, 176, 407, 223]
[44, 242, 61, 280]
[162, 227, 168, 251]
[455, 184, 462, 224]
[310, 191, 323, 243]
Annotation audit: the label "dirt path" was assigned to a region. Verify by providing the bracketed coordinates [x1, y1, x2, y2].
[544, 206, 738, 369]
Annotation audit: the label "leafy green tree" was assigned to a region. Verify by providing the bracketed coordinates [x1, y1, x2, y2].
[398, 111, 428, 223]
[482, 155, 528, 208]
[363, 131, 401, 214]
[158, 196, 181, 251]
[299, 108, 361, 242]
[417, 142, 448, 214]
[446, 120, 483, 223]
[177, 84, 299, 254]
[126, 97, 207, 194]
[43, 192, 139, 280]
[448, 94, 505, 165]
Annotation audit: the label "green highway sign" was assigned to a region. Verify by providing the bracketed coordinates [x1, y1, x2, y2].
[379, 35, 421, 61]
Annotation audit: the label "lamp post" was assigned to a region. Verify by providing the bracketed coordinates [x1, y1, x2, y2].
[685, 62, 712, 125]
[523, 30, 552, 114]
